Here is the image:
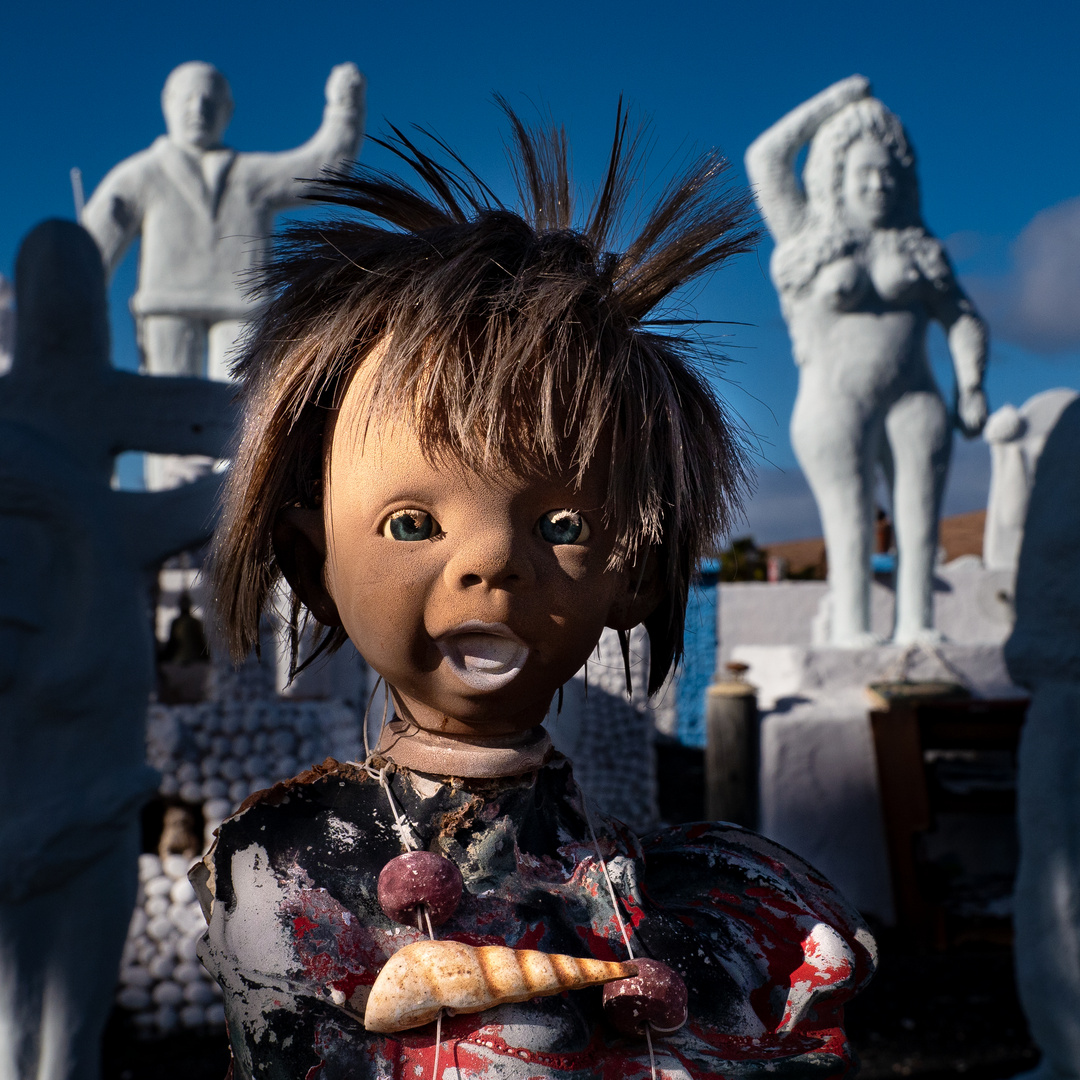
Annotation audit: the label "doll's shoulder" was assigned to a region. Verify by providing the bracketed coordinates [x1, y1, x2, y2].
[635, 820, 877, 1049]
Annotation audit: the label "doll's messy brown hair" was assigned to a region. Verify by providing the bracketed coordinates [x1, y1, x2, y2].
[212, 101, 758, 695]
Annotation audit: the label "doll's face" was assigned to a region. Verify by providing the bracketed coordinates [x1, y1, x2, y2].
[310, 362, 653, 738]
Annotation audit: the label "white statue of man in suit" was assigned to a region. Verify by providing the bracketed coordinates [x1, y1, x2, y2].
[83, 60, 365, 487]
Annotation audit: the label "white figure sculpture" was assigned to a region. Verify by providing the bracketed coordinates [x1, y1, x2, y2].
[746, 75, 988, 645]
[983, 389, 1078, 572]
[0, 220, 234, 1080]
[1005, 396, 1080, 1080]
[82, 60, 365, 488]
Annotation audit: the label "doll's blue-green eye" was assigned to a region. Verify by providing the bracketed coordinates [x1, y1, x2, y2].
[537, 509, 589, 545]
[383, 509, 436, 541]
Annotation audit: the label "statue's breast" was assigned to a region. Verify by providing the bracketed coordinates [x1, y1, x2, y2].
[814, 256, 870, 311]
[868, 247, 923, 305]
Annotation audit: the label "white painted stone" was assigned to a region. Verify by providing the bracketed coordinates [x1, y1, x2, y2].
[746, 76, 988, 646]
[120, 966, 153, 989]
[184, 981, 217, 1006]
[984, 388, 1078, 572]
[138, 854, 162, 881]
[174, 961, 205, 985]
[180, 1004, 207, 1029]
[1004, 397, 1080, 1078]
[152, 981, 185, 1008]
[149, 955, 176, 981]
[117, 987, 152, 1011]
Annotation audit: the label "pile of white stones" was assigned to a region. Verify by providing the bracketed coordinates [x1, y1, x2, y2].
[117, 852, 223, 1034]
[116, 650, 364, 1035]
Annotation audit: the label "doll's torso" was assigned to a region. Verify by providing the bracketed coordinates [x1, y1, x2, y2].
[196, 755, 875, 1080]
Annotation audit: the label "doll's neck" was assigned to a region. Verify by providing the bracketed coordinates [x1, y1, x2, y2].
[376, 718, 552, 778]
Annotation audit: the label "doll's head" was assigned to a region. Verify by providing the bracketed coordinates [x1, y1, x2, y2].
[212, 105, 756, 737]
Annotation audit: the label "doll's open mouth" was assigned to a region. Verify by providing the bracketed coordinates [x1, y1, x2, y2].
[435, 623, 529, 691]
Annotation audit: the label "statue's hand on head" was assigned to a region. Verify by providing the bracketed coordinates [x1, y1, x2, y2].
[325, 62, 366, 109]
[957, 386, 989, 437]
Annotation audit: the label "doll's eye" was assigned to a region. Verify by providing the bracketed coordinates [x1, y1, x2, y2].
[537, 509, 589, 545]
[383, 509, 436, 541]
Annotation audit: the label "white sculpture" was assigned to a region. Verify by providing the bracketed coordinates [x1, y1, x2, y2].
[983, 389, 1078, 572]
[82, 60, 365, 488]
[0, 220, 234, 1080]
[0, 274, 12, 375]
[1005, 396, 1080, 1080]
[746, 75, 988, 645]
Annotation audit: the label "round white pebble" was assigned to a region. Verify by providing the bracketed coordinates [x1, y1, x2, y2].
[146, 915, 174, 942]
[180, 1003, 206, 1028]
[228, 780, 250, 803]
[138, 854, 162, 881]
[117, 986, 152, 1011]
[202, 778, 229, 800]
[179, 780, 203, 803]
[145, 875, 172, 897]
[146, 896, 169, 918]
[211, 736, 231, 757]
[248, 777, 272, 794]
[154, 1006, 179, 1033]
[176, 762, 200, 784]
[220, 759, 243, 781]
[149, 954, 176, 980]
[152, 981, 185, 1007]
[162, 854, 192, 880]
[159, 774, 180, 798]
[184, 980, 217, 1005]
[176, 935, 200, 962]
[170, 877, 197, 905]
[119, 965, 153, 989]
[128, 909, 148, 937]
[174, 960, 205, 984]
[204, 798, 232, 822]
[204, 1002, 226, 1027]
[200, 757, 222, 779]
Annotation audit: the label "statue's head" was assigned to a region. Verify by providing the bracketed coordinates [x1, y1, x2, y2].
[804, 97, 919, 233]
[162, 62, 234, 151]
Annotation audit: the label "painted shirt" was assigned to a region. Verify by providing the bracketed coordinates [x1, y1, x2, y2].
[194, 755, 875, 1079]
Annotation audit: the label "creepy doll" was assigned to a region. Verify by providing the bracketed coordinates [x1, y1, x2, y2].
[194, 106, 876, 1080]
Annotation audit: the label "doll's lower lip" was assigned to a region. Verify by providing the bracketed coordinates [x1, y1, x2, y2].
[435, 623, 530, 692]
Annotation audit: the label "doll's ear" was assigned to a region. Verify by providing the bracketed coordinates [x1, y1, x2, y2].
[606, 548, 664, 632]
[272, 507, 343, 627]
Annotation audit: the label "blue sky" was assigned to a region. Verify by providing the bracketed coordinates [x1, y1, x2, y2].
[3, 1, 1078, 541]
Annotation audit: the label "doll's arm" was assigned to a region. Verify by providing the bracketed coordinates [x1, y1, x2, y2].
[744, 75, 871, 242]
[247, 63, 366, 208]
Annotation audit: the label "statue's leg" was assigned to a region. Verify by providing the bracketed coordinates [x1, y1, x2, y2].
[1013, 684, 1080, 1079]
[206, 319, 247, 383]
[34, 824, 140, 1080]
[791, 386, 878, 645]
[138, 316, 214, 490]
[885, 390, 949, 642]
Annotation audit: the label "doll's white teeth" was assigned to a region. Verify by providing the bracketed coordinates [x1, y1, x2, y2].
[436, 629, 529, 691]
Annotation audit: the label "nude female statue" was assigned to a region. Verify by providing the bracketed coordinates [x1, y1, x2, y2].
[746, 75, 988, 644]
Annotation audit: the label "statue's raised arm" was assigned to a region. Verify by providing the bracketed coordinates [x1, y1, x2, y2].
[243, 62, 366, 208]
[745, 74, 870, 243]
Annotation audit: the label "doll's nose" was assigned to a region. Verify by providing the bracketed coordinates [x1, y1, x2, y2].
[446, 528, 535, 590]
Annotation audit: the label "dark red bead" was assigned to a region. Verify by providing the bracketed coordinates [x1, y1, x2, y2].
[377, 851, 463, 926]
[602, 958, 688, 1035]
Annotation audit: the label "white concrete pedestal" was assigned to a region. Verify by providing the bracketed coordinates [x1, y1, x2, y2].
[732, 642, 1024, 923]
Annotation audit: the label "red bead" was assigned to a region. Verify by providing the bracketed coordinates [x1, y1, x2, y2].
[602, 958, 688, 1035]
[377, 851, 463, 927]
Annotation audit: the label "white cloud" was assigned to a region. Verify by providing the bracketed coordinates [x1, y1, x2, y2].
[965, 195, 1080, 354]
